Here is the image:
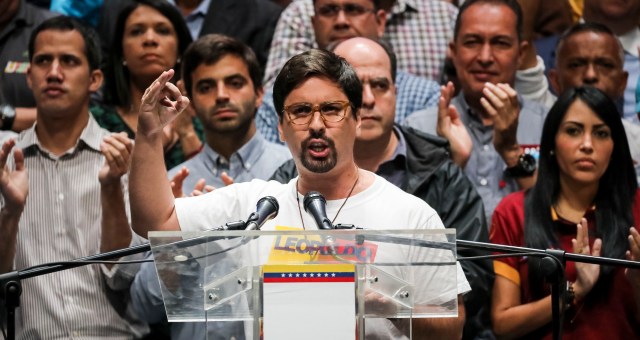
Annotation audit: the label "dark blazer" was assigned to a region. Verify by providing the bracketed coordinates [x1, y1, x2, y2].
[200, 0, 283, 69]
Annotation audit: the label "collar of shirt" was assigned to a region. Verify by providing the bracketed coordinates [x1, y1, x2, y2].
[17, 115, 104, 157]
[167, 0, 211, 17]
[618, 27, 640, 57]
[167, 0, 211, 38]
[201, 132, 266, 174]
[376, 126, 408, 187]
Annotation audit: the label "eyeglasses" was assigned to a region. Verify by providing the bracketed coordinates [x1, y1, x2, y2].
[316, 3, 376, 18]
[283, 101, 351, 125]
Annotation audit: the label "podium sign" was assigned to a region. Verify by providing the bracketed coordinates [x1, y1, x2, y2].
[149, 228, 458, 339]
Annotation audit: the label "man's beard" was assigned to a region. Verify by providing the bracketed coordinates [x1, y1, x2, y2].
[201, 100, 255, 134]
[299, 131, 337, 173]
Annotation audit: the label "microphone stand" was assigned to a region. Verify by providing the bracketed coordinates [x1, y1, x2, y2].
[0, 243, 151, 340]
[456, 239, 640, 340]
[3, 235, 640, 340]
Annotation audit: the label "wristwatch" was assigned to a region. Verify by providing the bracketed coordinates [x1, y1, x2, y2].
[504, 153, 536, 178]
[0, 104, 16, 131]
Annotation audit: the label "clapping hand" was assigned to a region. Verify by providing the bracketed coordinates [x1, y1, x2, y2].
[436, 82, 472, 167]
[481, 83, 520, 154]
[169, 167, 232, 198]
[0, 139, 28, 212]
[626, 227, 640, 288]
[572, 218, 602, 301]
[99, 132, 133, 185]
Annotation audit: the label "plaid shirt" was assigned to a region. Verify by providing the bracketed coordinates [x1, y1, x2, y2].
[263, 0, 458, 88]
[257, 70, 440, 144]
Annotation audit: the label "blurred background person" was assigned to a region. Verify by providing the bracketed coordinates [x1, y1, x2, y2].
[0, 0, 57, 133]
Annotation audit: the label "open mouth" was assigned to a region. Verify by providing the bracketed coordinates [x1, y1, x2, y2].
[308, 141, 330, 158]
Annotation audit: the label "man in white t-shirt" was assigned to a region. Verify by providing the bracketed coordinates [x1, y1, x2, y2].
[129, 48, 470, 339]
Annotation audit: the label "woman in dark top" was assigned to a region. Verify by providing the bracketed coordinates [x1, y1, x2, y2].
[94, 0, 201, 169]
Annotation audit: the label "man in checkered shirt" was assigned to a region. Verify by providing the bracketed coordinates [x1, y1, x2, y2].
[257, 0, 451, 144]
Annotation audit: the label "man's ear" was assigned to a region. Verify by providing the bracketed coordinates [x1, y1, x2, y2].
[255, 86, 265, 109]
[277, 119, 285, 143]
[448, 41, 456, 59]
[89, 69, 104, 93]
[26, 65, 33, 90]
[375, 10, 387, 38]
[616, 70, 629, 99]
[516, 40, 529, 69]
[355, 109, 362, 137]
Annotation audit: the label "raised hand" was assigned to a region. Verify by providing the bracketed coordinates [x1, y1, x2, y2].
[436, 82, 472, 167]
[571, 218, 602, 301]
[190, 178, 215, 197]
[481, 83, 520, 155]
[169, 166, 190, 198]
[138, 69, 190, 137]
[626, 227, 640, 288]
[99, 132, 133, 185]
[221, 171, 234, 186]
[0, 139, 28, 212]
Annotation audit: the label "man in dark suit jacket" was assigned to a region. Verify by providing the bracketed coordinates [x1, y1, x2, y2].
[97, 0, 282, 69]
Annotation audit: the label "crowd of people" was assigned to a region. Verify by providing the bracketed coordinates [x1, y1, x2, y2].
[0, 0, 639, 339]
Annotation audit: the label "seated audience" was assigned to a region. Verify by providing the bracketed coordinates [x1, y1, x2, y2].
[490, 87, 640, 338]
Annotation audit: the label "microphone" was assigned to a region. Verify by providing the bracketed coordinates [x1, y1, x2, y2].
[303, 191, 334, 230]
[159, 196, 280, 254]
[303, 191, 336, 255]
[244, 196, 279, 230]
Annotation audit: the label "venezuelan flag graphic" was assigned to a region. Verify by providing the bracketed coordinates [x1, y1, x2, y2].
[263, 264, 355, 283]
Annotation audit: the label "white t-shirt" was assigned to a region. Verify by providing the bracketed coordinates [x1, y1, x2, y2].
[175, 173, 470, 338]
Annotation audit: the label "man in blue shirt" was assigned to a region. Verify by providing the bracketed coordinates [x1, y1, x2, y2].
[168, 34, 291, 195]
[404, 0, 548, 221]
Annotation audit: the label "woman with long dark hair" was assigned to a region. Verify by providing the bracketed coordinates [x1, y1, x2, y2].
[93, 0, 201, 169]
[490, 87, 640, 338]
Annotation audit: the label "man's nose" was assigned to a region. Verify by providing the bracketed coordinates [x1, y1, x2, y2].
[477, 44, 494, 65]
[46, 59, 63, 81]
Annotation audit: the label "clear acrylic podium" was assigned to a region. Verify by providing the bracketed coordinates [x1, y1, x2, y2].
[148, 228, 459, 339]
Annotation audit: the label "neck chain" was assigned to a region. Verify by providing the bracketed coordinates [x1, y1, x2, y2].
[295, 169, 360, 229]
